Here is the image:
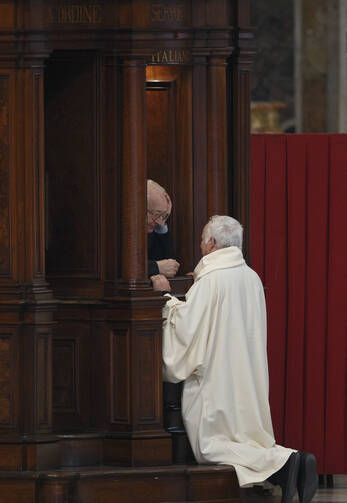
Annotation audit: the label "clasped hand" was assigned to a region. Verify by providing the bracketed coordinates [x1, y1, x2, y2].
[150, 274, 171, 292]
[157, 258, 180, 278]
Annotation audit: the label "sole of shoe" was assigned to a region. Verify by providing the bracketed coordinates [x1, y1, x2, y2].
[298, 452, 318, 503]
[281, 452, 301, 503]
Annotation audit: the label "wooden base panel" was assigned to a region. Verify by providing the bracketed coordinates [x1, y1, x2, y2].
[59, 433, 103, 467]
[0, 442, 60, 471]
[0, 465, 240, 503]
[104, 436, 172, 467]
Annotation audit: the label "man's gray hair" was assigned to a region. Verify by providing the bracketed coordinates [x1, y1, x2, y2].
[204, 215, 243, 250]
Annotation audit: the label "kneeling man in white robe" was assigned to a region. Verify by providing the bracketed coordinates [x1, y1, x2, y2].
[152, 215, 318, 503]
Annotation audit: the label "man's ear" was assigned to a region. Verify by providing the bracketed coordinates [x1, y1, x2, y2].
[164, 192, 172, 214]
[208, 237, 216, 253]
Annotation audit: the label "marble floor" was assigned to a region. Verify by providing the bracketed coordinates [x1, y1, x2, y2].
[242, 475, 347, 503]
[309, 476, 347, 503]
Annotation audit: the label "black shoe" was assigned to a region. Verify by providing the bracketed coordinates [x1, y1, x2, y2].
[297, 451, 318, 503]
[268, 451, 301, 503]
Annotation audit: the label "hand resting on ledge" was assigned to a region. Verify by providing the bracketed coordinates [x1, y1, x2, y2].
[150, 274, 171, 292]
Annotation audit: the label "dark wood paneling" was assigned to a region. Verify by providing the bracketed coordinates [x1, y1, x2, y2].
[20, 326, 53, 436]
[120, 58, 147, 283]
[192, 57, 208, 264]
[101, 56, 119, 285]
[0, 335, 12, 425]
[45, 52, 100, 278]
[0, 75, 10, 277]
[205, 0, 232, 26]
[37, 333, 51, 428]
[53, 340, 78, 411]
[0, 480, 35, 503]
[53, 320, 91, 431]
[0, 328, 17, 433]
[111, 329, 130, 424]
[207, 57, 228, 216]
[59, 434, 103, 467]
[187, 469, 240, 501]
[137, 330, 158, 422]
[146, 81, 176, 193]
[104, 436, 172, 467]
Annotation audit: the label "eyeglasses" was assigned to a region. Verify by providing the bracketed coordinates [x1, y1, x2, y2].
[148, 209, 170, 223]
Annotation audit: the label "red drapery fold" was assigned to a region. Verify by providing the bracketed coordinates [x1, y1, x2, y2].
[250, 134, 347, 474]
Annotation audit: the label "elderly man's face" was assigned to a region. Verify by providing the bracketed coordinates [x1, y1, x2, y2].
[147, 191, 171, 233]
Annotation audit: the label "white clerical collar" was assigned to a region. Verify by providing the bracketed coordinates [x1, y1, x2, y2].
[194, 246, 245, 281]
[154, 224, 168, 234]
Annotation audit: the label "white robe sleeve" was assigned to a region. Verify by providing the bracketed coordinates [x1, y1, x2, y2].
[162, 278, 212, 383]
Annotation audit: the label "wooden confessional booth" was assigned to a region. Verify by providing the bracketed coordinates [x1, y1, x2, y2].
[0, 1, 253, 501]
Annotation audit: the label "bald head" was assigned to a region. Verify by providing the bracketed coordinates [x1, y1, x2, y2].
[147, 180, 172, 233]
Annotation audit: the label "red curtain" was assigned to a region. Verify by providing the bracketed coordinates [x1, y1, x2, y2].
[250, 134, 347, 474]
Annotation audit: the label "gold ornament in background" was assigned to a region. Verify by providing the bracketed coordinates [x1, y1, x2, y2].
[251, 102, 286, 133]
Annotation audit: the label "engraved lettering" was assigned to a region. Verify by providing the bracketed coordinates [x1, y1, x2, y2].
[151, 3, 184, 23]
[49, 4, 102, 24]
[150, 49, 191, 64]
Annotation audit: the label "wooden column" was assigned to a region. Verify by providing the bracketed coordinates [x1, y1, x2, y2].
[231, 2, 255, 261]
[120, 58, 147, 286]
[192, 54, 208, 263]
[207, 56, 228, 217]
[102, 57, 171, 467]
[0, 53, 59, 470]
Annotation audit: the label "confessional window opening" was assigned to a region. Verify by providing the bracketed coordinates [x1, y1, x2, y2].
[146, 65, 194, 275]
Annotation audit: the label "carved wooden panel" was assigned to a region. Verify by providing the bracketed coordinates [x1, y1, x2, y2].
[36, 333, 51, 428]
[110, 329, 130, 424]
[136, 330, 160, 424]
[146, 66, 194, 274]
[0, 332, 15, 428]
[52, 319, 92, 431]
[0, 75, 10, 277]
[53, 339, 78, 412]
[45, 52, 100, 278]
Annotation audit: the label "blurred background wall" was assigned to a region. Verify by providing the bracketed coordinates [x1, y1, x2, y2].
[250, 0, 347, 133]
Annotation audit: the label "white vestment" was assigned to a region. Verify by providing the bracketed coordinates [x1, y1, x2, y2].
[162, 246, 295, 487]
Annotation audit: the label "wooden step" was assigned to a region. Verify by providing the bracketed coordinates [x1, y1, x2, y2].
[0, 464, 240, 503]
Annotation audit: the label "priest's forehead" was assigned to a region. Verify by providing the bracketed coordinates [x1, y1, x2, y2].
[148, 190, 168, 212]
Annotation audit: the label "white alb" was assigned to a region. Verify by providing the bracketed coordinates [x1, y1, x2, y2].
[162, 246, 295, 487]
